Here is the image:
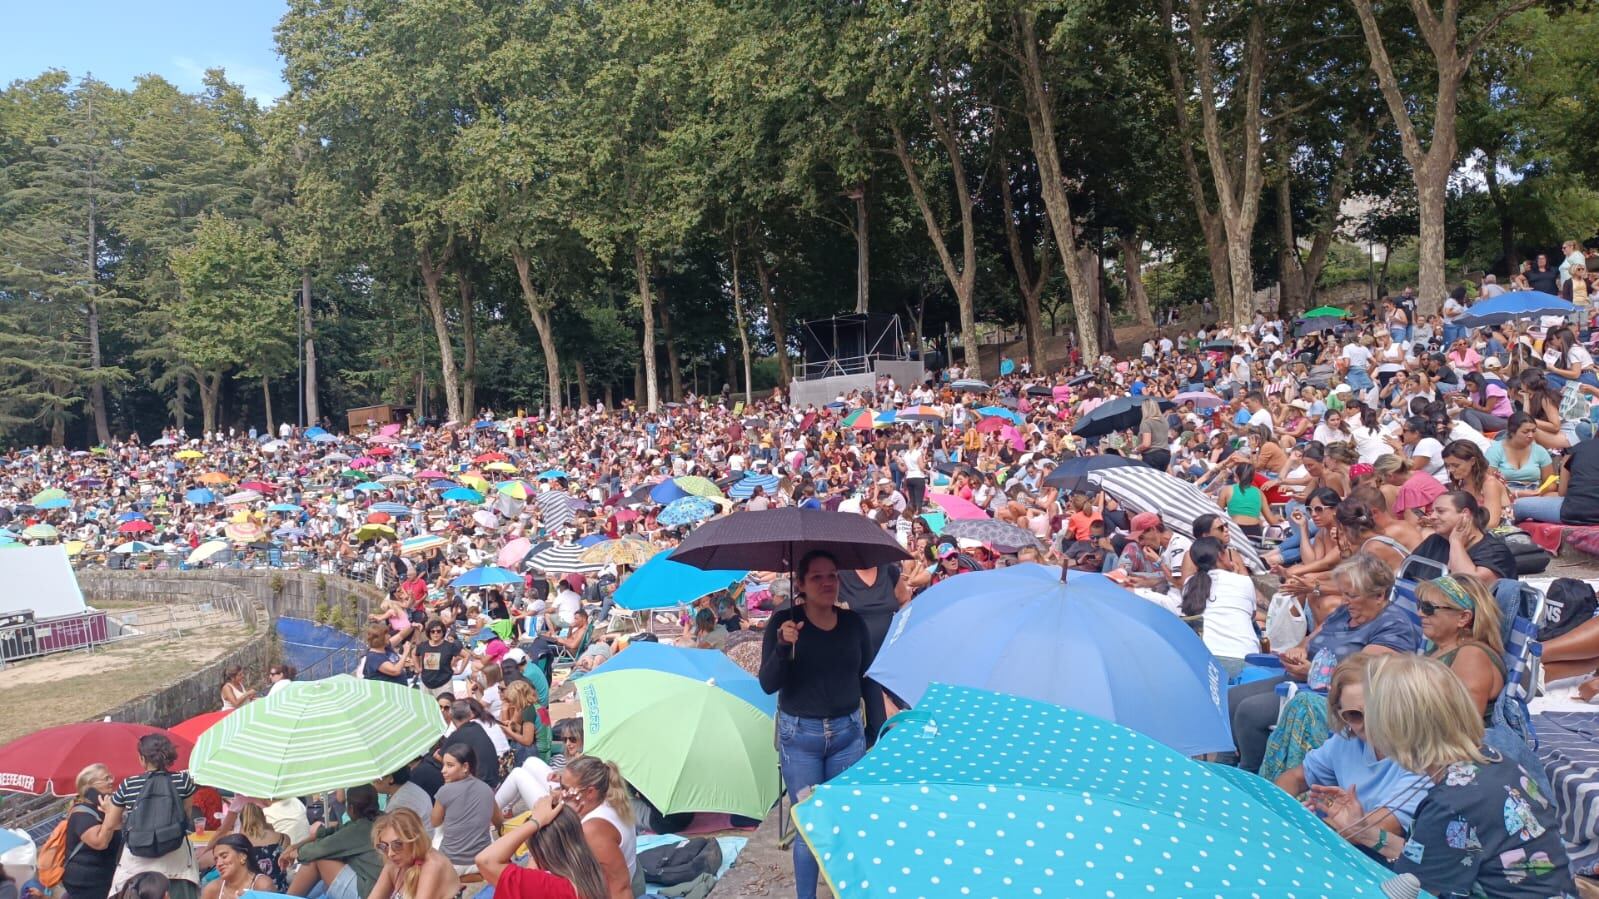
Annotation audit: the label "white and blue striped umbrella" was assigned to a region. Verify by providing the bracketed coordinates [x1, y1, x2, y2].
[1088, 465, 1264, 572]
[527, 542, 604, 575]
[728, 473, 780, 500]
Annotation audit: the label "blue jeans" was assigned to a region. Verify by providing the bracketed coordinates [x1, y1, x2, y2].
[779, 709, 866, 899]
[1442, 323, 1465, 345]
[1514, 496, 1564, 523]
[1274, 501, 1317, 565]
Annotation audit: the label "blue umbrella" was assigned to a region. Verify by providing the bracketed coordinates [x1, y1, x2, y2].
[612, 551, 747, 610]
[451, 565, 523, 588]
[473, 420, 498, 430]
[976, 405, 1024, 425]
[794, 683, 1401, 899]
[266, 503, 303, 513]
[442, 487, 484, 503]
[303, 426, 329, 439]
[649, 479, 689, 504]
[116, 511, 146, 522]
[369, 502, 411, 516]
[658, 495, 716, 527]
[868, 564, 1232, 756]
[536, 468, 569, 481]
[35, 497, 72, 510]
[309, 431, 339, 443]
[576, 533, 607, 547]
[185, 488, 217, 505]
[1457, 289, 1577, 327]
[728, 472, 780, 500]
[592, 641, 775, 716]
[874, 410, 897, 425]
[352, 481, 386, 493]
[429, 479, 460, 490]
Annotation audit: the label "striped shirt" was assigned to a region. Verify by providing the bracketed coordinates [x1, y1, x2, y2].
[111, 771, 196, 808]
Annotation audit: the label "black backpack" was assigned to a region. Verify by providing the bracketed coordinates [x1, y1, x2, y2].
[637, 837, 722, 887]
[123, 772, 189, 858]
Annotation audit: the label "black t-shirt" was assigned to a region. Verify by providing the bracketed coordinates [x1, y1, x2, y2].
[837, 565, 902, 653]
[409, 759, 444, 799]
[757, 606, 873, 719]
[441, 723, 501, 788]
[63, 796, 121, 894]
[363, 649, 407, 685]
[1413, 533, 1518, 582]
[1560, 437, 1599, 525]
[1527, 267, 1560, 295]
[416, 640, 461, 689]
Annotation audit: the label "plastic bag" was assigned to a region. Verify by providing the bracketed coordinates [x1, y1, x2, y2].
[1263, 592, 1307, 651]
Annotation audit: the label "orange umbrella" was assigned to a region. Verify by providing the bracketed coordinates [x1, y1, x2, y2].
[198, 471, 231, 485]
[366, 512, 393, 524]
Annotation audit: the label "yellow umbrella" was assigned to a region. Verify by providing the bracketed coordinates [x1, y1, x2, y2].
[458, 474, 489, 492]
[353, 523, 397, 542]
[63, 540, 86, 557]
[483, 461, 517, 474]
[174, 450, 204, 461]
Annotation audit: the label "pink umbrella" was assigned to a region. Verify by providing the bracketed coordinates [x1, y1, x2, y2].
[974, 417, 1009, 434]
[1001, 425, 1025, 452]
[927, 492, 989, 520]
[368, 434, 398, 444]
[498, 537, 533, 568]
[379, 423, 403, 436]
[349, 457, 376, 468]
[417, 470, 448, 480]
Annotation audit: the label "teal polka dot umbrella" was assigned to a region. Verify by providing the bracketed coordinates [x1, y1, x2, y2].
[794, 683, 1407, 899]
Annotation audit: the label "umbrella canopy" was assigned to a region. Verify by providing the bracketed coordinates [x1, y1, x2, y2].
[648, 479, 689, 505]
[1172, 390, 1225, 409]
[266, 503, 303, 513]
[1041, 454, 1145, 493]
[474, 452, 508, 463]
[527, 543, 604, 575]
[399, 534, 448, 556]
[21, 524, 58, 540]
[595, 642, 775, 715]
[658, 496, 717, 527]
[535, 468, 569, 481]
[222, 490, 263, 505]
[149, 437, 176, 447]
[29, 488, 67, 505]
[671, 508, 910, 572]
[950, 378, 990, 393]
[1296, 316, 1346, 335]
[939, 517, 1041, 550]
[190, 676, 446, 798]
[238, 480, 276, 494]
[728, 473, 781, 500]
[471, 510, 500, 530]
[579, 537, 658, 567]
[497, 537, 534, 568]
[352, 482, 387, 493]
[225, 521, 265, 543]
[533, 490, 578, 530]
[187, 540, 231, 565]
[352, 523, 397, 542]
[1072, 395, 1170, 438]
[924, 492, 989, 520]
[442, 487, 485, 503]
[174, 449, 205, 460]
[483, 461, 517, 474]
[975, 405, 1024, 425]
[167, 709, 232, 745]
[416, 469, 448, 480]
[112, 540, 158, 554]
[117, 519, 154, 534]
[794, 683, 1399, 899]
[451, 565, 523, 589]
[579, 649, 778, 819]
[611, 551, 748, 610]
[895, 404, 945, 423]
[1089, 465, 1264, 571]
[197, 471, 231, 485]
[870, 565, 1231, 754]
[0, 723, 194, 796]
[672, 476, 723, 499]
[34, 496, 71, 510]
[1302, 305, 1348, 318]
[369, 502, 410, 516]
[1456, 290, 1577, 327]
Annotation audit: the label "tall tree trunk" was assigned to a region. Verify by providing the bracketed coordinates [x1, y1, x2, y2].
[1162, 0, 1233, 321]
[85, 92, 111, 446]
[853, 184, 870, 313]
[999, 157, 1053, 374]
[1120, 235, 1154, 327]
[633, 243, 660, 412]
[199, 372, 221, 434]
[173, 371, 189, 434]
[658, 296, 682, 402]
[752, 251, 790, 385]
[603, 383, 613, 408]
[1348, 0, 1532, 313]
[457, 271, 477, 417]
[417, 245, 463, 423]
[1084, 246, 1116, 352]
[1277, 177, 1307, 314]
[1202, 220, 1233, 324]
[1483, 153, 1518, 274]
[892, 119, 980, 373]
[261, 375, 275, 437]
[731, 244, 754, 405]
[1014, 10, 1100, 360]
[511, 250, 563, 414]
[301, 269, 318, 427]
[575, 359, 589, 408]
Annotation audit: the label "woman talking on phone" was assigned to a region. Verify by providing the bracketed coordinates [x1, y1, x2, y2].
[759, 550, 873, 899]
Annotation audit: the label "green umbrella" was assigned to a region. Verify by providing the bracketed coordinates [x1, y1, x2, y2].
[1302, 305, 1348, 318]
[21, 523, 58, 540]
[29, 488, 67, 505]
[577, 661, 779, 819]
[190, 675, 445, 798]
[672, 476, 724, 500]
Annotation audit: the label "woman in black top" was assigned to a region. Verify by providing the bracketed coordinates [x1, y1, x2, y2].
[1413, 491, 1518, 582]
[63, 764, 122, 899]
[759, 550, 872, 899]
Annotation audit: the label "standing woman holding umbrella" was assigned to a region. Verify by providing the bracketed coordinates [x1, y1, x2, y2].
[759, 550, 874, 899]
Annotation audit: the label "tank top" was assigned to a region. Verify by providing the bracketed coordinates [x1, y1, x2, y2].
[1361, 534, 1410, 562]
[1225, 484, 1264, 518]
[584, 802, 638, 877]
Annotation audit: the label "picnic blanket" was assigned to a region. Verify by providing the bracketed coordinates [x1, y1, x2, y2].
[1532, 711, 1599, 877]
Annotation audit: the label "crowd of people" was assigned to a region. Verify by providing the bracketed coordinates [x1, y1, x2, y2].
[6, 247, 1599, 897]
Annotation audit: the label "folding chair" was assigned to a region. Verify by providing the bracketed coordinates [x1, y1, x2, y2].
[552, 619, 595, 671]
[1389, 553, 1449, 624]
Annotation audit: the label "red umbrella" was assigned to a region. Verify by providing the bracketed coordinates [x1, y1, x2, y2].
[367, 446, 394, 457]
[167, 710, 232, 746]
[0, 723, 193, 796]
[974, 416, 1009, 434]
[238, 480, 276, 494]
[613, 509, 640, 523]
[474, 452, 508, 463]
[119, 519, 154, 534]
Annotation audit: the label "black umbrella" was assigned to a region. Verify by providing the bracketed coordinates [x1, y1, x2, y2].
[1023, 385, 1055, 397]
[671, 508, 910, 572]
[1042, 454, 1145, 493]
[939, 518, 1042, 551]
[623, 482, 659, 506]
[1071, 396, 1172, 439]
[1202, 340, 1235, 352]
[950, 379, 991, 393]
[1294, 317, 1344, 336]
[1065, 373, 1094, 387]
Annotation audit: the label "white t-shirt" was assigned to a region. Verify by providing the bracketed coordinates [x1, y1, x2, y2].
[1248, 408, 1275, 433]
[1312, 423, 1352, 445]
[1202, 570, 1260, 661]
[1411, 437, 1447, 483]
[1342, 344, 1374, 370]
[1348, 424, 1390, 465]
[554, 588, 583, 621]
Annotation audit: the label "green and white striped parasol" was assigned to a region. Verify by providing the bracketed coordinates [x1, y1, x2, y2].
[189, 675, 445, 798]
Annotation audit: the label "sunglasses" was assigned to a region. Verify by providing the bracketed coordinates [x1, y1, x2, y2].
[1417, 600, 1459, 617]
[1307, 505, 1329, 513]
[375, 841, 405, 854]
[1339, 708, 1365, 726]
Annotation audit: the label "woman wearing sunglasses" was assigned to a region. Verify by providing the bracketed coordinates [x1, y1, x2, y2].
[368, 808, 459, 899]
[1416, 575, 1505, 719]
[1274, 654, 1430, 837]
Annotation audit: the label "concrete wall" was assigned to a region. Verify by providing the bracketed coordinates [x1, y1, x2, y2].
[79, 568, 385, 628]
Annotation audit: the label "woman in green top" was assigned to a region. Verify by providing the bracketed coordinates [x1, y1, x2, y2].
[1417, 574, 1505, 720]
[283, 785, 384, 899]
[1218, 462, 1279, 541]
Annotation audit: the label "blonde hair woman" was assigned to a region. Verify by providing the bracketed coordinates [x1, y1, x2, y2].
[1415, 575, 1505, 718]
[1313, 655, 1574, 897]
[369, 809, 459, 899]
[557, 756, 639, 899]
[63, 764, 121, 899]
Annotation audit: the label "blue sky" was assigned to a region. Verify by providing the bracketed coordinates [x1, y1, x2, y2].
[4, 0, 290, 103]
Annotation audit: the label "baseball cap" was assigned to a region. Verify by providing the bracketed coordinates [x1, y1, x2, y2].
[1332, 384, 1352, 395]
[937, 543, 958, 559]
[1350, 463, 1374, 478]
[504, 648, 528, 665]
[564, 572, 585, 591]
[1482, 357, 1503, 370]
[1128, 512, 1163, 536]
